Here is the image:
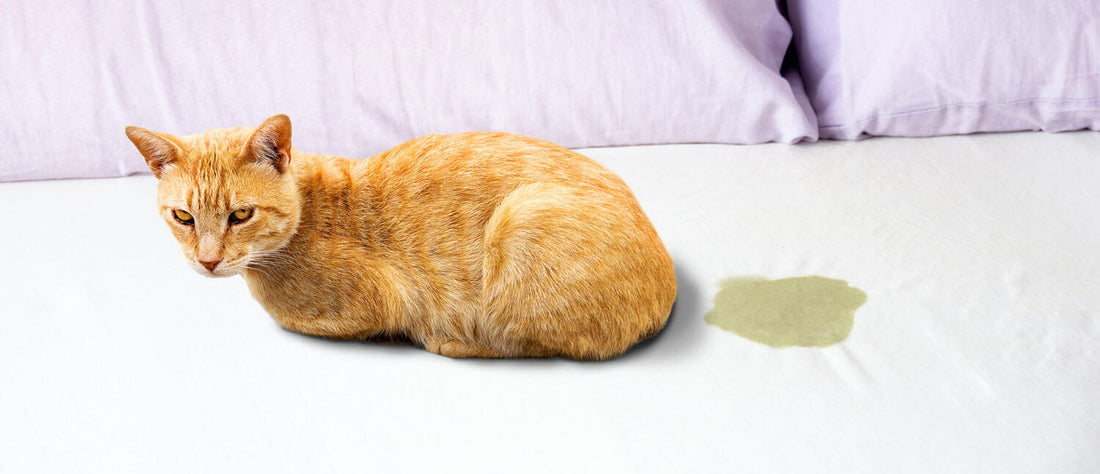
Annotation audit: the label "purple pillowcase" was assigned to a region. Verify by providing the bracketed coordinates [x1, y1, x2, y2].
[788, 0, 1100, 139]
[0, 1, 815, 182]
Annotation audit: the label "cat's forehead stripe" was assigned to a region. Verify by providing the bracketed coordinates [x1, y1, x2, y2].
[187, 166, 231, 210]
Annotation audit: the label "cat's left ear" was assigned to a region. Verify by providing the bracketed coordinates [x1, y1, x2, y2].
[246, 114, 292, 173]
[125, 126, 182, 179]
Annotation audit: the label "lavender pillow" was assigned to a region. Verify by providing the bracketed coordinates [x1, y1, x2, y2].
[787, 0, 1100, 139]
[0, 1, 815, 182]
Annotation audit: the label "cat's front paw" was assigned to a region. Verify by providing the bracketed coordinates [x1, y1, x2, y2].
[425, 339, 505, 359]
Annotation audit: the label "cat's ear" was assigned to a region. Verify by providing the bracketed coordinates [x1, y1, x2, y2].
[246, 114, 292, 173]
[125, 126, 183, 179]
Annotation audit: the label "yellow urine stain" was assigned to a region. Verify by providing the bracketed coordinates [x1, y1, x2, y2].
[705, 276, 867, 348]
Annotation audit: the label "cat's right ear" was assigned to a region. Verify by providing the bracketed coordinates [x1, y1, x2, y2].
[246, 114, 292, 174]
[125, 126, 182, 179]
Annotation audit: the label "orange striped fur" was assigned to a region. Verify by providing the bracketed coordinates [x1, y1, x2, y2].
[125, 115, 676, 359]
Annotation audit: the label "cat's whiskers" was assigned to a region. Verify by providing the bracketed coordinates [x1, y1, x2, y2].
[248, 250, 285, 259]
[242, 264, 277, 279]
[250, 259, 292, 269]
[247, 250, 296, 270]
[248, 248, 287, 257]
[242, 256, 285, 274]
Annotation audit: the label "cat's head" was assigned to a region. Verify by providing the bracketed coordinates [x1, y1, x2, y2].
[125, 114, 301, 278]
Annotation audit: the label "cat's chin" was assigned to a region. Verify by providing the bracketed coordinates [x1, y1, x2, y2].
[202, 270, 239, 279]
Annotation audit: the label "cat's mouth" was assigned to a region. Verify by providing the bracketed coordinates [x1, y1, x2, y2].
[189, 258, 245, 278]
[187, 249, 284, 278]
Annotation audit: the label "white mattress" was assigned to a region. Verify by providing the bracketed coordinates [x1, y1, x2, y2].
[2, 131, 1098, 473]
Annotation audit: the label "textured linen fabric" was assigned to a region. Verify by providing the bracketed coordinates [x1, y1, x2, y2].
[787, 0, 1100, 139]
[0, 0, 815, 182]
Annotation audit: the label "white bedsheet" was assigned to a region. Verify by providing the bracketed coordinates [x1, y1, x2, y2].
[2, 132, 1098, 473]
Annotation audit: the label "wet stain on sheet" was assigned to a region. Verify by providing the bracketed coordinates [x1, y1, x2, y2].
[705, 276, 867, 348]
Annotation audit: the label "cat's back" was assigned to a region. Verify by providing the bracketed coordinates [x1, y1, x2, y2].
[360, 132, 632, 200]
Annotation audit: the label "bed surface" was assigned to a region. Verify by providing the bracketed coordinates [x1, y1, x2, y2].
[2, 131, 1098, 473]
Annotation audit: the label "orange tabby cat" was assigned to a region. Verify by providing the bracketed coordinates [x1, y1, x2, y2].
[125, 115, 676, 359]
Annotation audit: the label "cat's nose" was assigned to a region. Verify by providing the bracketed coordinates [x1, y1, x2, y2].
[199, 259, 221, 272]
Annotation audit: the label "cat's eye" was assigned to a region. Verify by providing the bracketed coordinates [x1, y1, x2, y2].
[172, 209, 194, 225]
[229, 208, 254, 224]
